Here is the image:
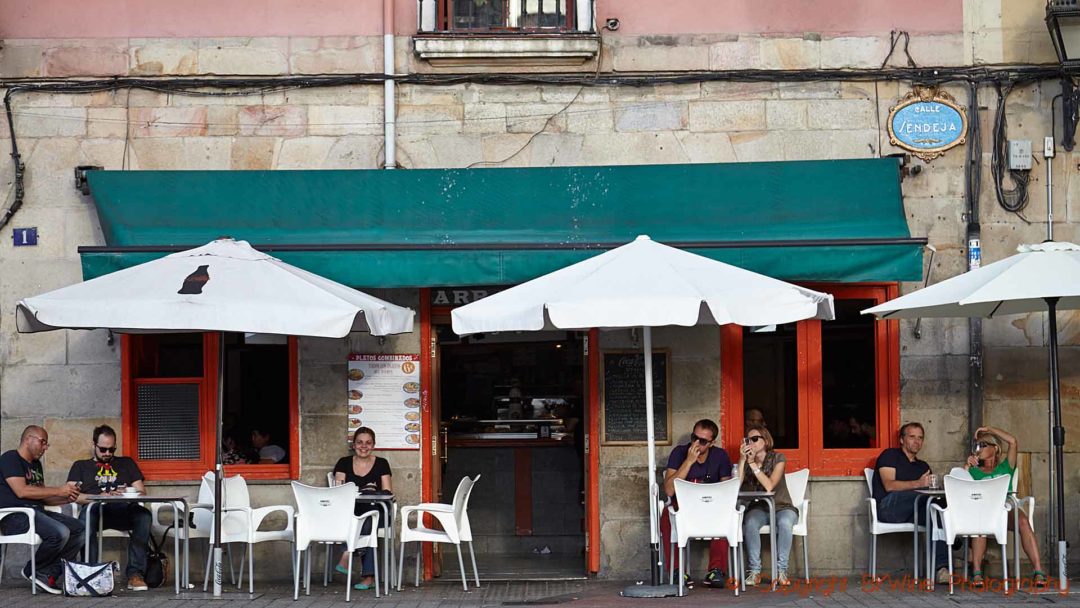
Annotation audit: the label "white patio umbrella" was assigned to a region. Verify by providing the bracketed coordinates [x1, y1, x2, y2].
[451, 235, 834, 586]
[15, 237, 415, 596]
[863, 240, 1080, 590]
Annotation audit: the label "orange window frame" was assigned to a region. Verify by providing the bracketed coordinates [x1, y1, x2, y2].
[721, 283, 900, 476]
[121, 333, 300, 481]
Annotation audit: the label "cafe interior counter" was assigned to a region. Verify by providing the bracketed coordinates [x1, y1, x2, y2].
[445, 418, 570, 448]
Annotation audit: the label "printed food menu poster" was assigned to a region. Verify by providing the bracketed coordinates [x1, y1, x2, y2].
[347, 354, 421, 450]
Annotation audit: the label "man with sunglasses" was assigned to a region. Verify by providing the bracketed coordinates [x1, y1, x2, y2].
[67, 425, 152, 591]
[0, 425, 84, 594]
[661, 419, 732, 588]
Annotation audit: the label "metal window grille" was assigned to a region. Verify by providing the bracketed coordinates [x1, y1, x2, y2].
[137, 383, 201, 460]
[447, 0, 571, 31]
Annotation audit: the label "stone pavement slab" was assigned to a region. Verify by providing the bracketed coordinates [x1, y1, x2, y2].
[2, 577, 1078, 608]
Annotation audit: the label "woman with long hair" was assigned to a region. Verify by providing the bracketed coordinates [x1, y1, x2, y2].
[332, 427, 392, 591]
[964, 426, 1045, 588]
[738, 423, 798, 587]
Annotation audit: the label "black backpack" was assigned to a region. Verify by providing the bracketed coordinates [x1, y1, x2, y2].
[144, 528, 171, 589]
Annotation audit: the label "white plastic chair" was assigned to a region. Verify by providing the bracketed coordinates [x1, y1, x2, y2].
[864, 468, 924, 580]
[397, 474, 480, 591]
[952, 467, 1033, 582]
[211, 472, 295, 593]
[756, 468, 810, 583]
[672, 477, 744, 597]
[930, 474, 1011, 594]
[322, 471, 398, 592]
[0, 507, 41, 594]
[292, 482, 380, 601]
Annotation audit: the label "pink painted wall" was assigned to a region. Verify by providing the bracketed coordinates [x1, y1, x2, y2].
[0, 0, 962, 39]
[595, 0, 964, 36]
[0, 0, 416, 37]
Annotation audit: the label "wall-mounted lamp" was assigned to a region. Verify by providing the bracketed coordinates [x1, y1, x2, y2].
[1046, 0, 1080, 150]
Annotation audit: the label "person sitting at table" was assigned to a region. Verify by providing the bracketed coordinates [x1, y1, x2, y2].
[661, 418, 731, 588]
[737, 424, 796, 587]
[964, 426, 1046, 588]
[251, 428, 286, 464]
[872, 421, 950, 585]
[333, 426, 392, 591]
[68, 424, 151, 592]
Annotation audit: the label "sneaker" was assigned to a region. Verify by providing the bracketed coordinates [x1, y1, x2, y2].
[743, 570, 762, 587]
[682, 573, 694, 588]
[21, 566, 61, 595]
[127, 573, 149, 591]
[777, 571, 792, 587]
[935, 567, 951, 585]
[703, 568, 726, 587]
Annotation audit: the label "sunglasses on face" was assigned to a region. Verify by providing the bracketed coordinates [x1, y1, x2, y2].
[746, 436, 765, 443]
[29, 436, 49, 446]
[975, 441, 992, 450]
[96, 445, 117, 453]
[690, 433, 714, 445]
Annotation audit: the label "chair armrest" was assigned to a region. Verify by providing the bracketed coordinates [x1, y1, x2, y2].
[797, 499, 810, 527]
[348, 511, 380, 551]
[409, 502, 454, 514]
[866, 497, 878, 522]
[0, 506, 35, 521]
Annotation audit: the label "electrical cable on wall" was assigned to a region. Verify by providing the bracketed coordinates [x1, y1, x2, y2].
[990, 82, 1031, 218]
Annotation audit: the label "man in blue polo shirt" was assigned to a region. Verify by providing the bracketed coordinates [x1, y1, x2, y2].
[872, 421, 949, 584]
[661, 419, 731, 588]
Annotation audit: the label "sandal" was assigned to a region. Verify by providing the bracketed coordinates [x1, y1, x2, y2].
[334, 564, 349, 576]
[1034, 571, 1048, 588]
[971, 571, 984, 588]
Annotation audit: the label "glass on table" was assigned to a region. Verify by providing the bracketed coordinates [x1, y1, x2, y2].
[928, 474, 939, 490]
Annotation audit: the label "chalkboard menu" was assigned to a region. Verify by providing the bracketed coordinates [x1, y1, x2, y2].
[601, 351, 671, 445]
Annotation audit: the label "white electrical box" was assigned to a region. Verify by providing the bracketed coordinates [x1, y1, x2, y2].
[1008, 140, 1032, 170]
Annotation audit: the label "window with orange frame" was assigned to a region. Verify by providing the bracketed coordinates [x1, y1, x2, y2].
[120, 333, 299, 481]
[721, 284, 900, 476]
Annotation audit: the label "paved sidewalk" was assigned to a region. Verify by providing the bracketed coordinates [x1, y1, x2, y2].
[3, 576, 1078, 608]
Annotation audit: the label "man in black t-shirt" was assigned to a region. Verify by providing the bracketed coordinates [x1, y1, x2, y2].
[0, 425, 84, 594]
[68, 425, 152, 592]
[872, 422, 949, 583]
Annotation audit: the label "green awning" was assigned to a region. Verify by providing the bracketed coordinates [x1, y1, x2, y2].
[81, 159, 924, 287]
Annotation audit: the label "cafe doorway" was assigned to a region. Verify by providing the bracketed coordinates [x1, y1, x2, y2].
[430, 315, 590, 580]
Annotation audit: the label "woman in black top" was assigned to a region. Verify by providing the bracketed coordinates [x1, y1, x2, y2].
[332, 427, 392, 590]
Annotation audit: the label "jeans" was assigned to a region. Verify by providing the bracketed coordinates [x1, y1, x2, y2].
[0, 507, 85, 578]
[79, 502, 152, 577]
[742, 507, 797, 573]
[878, 490, 950, 571]
[350, 515, 384, 577]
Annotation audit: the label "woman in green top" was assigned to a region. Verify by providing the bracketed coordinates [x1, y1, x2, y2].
[964, 426, 1045, 587]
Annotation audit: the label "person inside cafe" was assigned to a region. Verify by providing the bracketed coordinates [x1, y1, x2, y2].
[68, 424, 152, 591]
[744, 408, 766, 431]
[251, 427, 286, 464]
[963, 426, 1046, 588]
[737, 424, 796, 587]
[333, 426, 392, 591]
[661, 418, 731, 588]
[872, 421, 950, 584]
[0, 425, 84, 595]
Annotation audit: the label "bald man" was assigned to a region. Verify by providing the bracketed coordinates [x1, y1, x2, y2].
[0, 425, 84, 594]
[745, 408, 766, 430]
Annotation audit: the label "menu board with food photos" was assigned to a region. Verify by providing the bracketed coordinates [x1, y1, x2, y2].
[347, 354, 421, 450]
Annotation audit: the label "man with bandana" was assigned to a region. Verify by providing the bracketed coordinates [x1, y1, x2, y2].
[67, 425, 152, 591]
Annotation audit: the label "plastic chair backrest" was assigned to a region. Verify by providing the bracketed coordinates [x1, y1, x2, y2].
[673, 477, 740, 546]
[193, 472, 251, 534]
[291, 481, 358, 550]
[941, 474, 1010, 542]
[863, 468, 874, 498]
[327, 472, 335, 486]
[457, 474, 481, 541]
[192, 473, 215, 532]
[786, 468, 810, 508]
[948, 467, 972, 480]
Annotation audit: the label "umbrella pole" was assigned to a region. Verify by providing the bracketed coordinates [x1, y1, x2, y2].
[213, 332, 225, 596]
[643, 327, 660, 586]
[1047, 299, 1068, 590]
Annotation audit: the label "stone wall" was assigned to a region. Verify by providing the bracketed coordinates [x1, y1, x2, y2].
[2, 0, 1079, 582]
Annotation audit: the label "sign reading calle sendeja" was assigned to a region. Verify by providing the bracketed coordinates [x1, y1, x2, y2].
[887, 88, 968, 162]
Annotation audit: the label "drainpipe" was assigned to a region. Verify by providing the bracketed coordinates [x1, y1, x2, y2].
[384, 0, 396, 169]
[964, 83, 984, 448]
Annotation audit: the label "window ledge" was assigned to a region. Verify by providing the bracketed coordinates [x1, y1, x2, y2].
[414, 34, 600, 67]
